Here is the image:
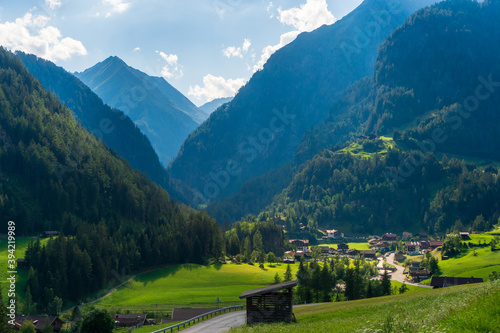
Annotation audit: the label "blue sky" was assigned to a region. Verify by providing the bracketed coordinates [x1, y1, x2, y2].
[0, 0, 363, 105]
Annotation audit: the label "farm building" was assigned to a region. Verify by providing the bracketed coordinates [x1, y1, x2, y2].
[430, 276, 483, 288]
[114, 314, 147, 328]
[239, 280, 298, 325]
[13, 315, 64, 332]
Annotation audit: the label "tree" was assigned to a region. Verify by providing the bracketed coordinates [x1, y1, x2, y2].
[20, 321, 36, 333]
[274, 272, 282, 284]
[284, 264, 293, 282]
[267, 252, 276, 264]
[428, 256, 439, 275]
[253, 230, 263, 252]
[381, 270, 391, 296]
[80, 308, 114, 333]
[0, 287, 8, 333]
[71, 305, 81, 321]
[366, 280, 373, 298]
[398, 282, 409, 294]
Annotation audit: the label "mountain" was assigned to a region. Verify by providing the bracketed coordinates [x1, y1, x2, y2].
[253, 0, 500, 235]
[13, 51, 194, 203]
[169, 0, 438, 203]
[199, 97, 233, 115]
[0, 47, 222, 310]
[75, 56, 207, 165]
[301, 0, 500, 162]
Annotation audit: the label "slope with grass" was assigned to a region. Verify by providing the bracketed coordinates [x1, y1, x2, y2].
[95, 263, 299, 315]
[0, 237, 50, 304]
[229, 280, 500, 332]
[436, 234, 500, 281]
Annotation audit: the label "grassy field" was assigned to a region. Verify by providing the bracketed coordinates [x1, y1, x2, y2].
[94, 263, 300, 315]
[228, 280, 500, 332]
[0, 236, 50, 303]
[338, 136, 396, 159]
[317, 242, 372, 251]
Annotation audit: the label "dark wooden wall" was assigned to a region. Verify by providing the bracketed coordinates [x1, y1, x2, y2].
[246, 290, 293, 325]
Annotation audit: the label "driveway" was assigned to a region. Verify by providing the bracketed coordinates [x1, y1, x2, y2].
[383, 253, 432, 288]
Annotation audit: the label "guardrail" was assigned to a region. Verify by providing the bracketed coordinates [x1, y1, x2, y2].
[151, 305, 246, 333]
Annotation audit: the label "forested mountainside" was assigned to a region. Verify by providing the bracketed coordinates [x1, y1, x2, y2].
[169, 0, 436, 202]
[15, 52, 193, 203]
[0, 48, 222, 311]
[76, 56, 206, 165]
[261, 139, 500, 235]
[249, 0, 500, 235]
[300, 0, 500, 162]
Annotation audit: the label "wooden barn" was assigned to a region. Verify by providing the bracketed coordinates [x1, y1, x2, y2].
[239, 280, 298, 325]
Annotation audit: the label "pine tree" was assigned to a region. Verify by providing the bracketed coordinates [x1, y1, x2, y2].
[274, 272, 282, 284]
[381, 270, 392, 296]
[284, 264, 293, 282]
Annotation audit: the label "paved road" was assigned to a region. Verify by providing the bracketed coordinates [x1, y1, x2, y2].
[381, 254, 432, 288]
[182, 311, 246, 333]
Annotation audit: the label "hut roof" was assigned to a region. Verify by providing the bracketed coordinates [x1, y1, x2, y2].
[239, 280, 298, 299]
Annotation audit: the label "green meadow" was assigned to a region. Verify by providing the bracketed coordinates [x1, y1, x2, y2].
[95, 263, 300, 315]
[229, 280, 500, 333]
[0, 236, 50, 303]
[316, 242, 372, 251]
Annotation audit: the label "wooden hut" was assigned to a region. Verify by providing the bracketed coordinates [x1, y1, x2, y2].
[239, 280, 298, 325]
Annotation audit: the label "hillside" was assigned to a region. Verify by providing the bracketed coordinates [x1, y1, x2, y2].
[75, 56, 206, 165]
[229, 281, 500, 332]
[261, 138, 500, 234]
[0, 47, 222, 312]
[300, 0, 500, 162]
[14, 51, 193, 203]
[169, 0, 437, 202]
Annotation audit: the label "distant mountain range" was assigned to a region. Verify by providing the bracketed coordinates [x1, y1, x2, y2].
[15, 52, 195, 203]
[199, 97, 233, 115]
[75, 56, 207, 165]
[168, 0, 438, 203]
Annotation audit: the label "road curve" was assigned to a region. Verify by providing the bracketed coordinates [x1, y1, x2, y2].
[182, 311, 246, 333]
[383, 253, 432, 288]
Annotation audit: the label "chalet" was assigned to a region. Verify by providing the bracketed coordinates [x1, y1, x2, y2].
[114, 314, 147, 328]
[405, 241, 421, 255]
[239, 280, 298, 325]
[13, 315, 64, 332]
[359, 250, 377, 260]
[289, 239, 309, 252]
[415, 232, 428, 240]
[371, 241, 390, 251]
[409, 270, 430, 282]
[337, 243, 349, 252]
[294, 251, 312, 262]
[282, 251, 295, 263]
[430, 276, 483, 289]
[394, 250, 405, 262]
[428, 240, 443, 250]
[16, 258, 29, 268]
[318, 246, 331, 256]
[459, 232, 471, 240]
[347, 249, 360, 258]
[326, 229, 344, 239]
[43, 231, 59, 238]
[402, 232, 413, 240]
[368, 238, 379, 245]
[382, 233, 398, 243]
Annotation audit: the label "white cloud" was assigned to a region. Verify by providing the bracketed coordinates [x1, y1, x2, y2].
[0, 13, 87, 62]
[242, 38, 251, 52]
[188, 74, 246, 103]
[45, 0, 62, 11]
[103, 0, 130, 17]
[223, 38, 251, 59]
[133, 46, 140, 51]
[254, 0, 336, 72]
[156, 50, 183, 79]
[267, 2, 275, 18]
